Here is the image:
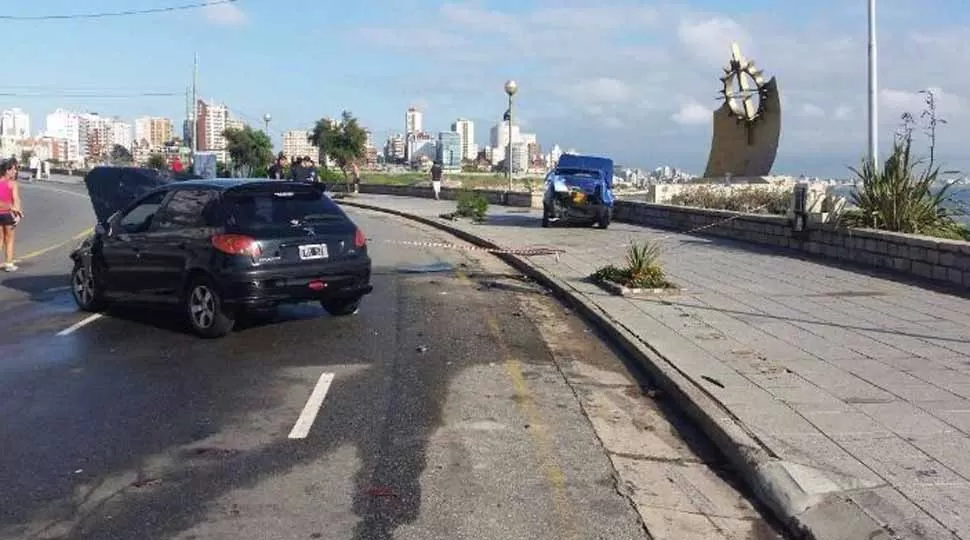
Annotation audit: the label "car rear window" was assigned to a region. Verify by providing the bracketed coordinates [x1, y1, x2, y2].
[224, 188, 344, 230]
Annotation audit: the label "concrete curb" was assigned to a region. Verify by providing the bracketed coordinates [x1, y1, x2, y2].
[339, 199, 893, 540]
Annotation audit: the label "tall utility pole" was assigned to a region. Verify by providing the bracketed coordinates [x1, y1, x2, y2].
[867, 0, 878, 169]
[191, 53, 199, 163]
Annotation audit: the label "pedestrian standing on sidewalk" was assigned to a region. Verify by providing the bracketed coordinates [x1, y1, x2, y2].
[29, 154, 40, 182]
[0, 159, 24, 272]
[351, 162, 361, 194]
[430, 161, 443, 200]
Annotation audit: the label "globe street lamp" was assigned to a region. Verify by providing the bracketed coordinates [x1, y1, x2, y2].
[504, 79, 518, 193]
[263, 113, 272, 132]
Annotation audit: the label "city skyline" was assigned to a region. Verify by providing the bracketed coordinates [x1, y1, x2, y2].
[2, 1, 968, 176]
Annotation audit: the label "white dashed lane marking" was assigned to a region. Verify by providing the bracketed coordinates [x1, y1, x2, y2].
[56, 314, 103, 336]
[288, 371, 335, 439]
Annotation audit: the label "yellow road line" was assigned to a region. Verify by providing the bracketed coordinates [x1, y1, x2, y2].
[456, 270, 579, 538]
[18, 227, 93, 262]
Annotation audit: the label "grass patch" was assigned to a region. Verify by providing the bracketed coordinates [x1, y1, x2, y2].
[591, 241, 674, 290]
[669, 186, 792, 215]
[361, 171, 532, 190]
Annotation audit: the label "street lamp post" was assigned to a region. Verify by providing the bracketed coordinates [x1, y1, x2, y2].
[867, 0, 878, 169]
[504, 80, 518, 193]
[263, 113, 272, 133]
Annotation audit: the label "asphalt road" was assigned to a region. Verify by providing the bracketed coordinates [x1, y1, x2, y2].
[0, 180, 786, 540]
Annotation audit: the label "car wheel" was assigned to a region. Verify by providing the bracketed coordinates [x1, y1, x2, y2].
[321, 296, 362, 316]
[70, 262, 106, 312]
[598, 209, 612, 229]
[185, 275, 235, 338]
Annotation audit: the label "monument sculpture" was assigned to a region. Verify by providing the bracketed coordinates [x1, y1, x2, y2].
[703, 43, 781, 179]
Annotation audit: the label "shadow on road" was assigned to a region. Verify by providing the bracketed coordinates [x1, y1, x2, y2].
[1, 272, 71, 302]
[0, 262, 550, 540]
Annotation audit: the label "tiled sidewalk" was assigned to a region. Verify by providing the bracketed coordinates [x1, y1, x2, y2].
[346, 194, 970, 540]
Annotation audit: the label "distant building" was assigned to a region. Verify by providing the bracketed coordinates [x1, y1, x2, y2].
[134, 116, 173, 149]
[45, 109, 81, 163]
[549, 144, 563, 166]
[489, 121, 520, 150]
[451, 118, 475, 161]
[197, 100, 228, 154]
[0, 108, 30, 139]
[410, 136, 437, 163]
[408, 131, 435, 164]
[405, 107, 423, 135]
[283, 130, 317, 159]
[437, 131, 461, 170]
[510, 142, 529, 174]
[196, 100, 243, 162]
[111, 120, 133, 151]
[385, 133, 406, 161]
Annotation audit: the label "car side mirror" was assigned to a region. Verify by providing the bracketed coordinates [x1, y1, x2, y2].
[95, 222, 110, 236]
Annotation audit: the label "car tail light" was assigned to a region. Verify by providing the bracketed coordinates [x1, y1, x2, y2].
[354, 228, 367, 249]
[212, 234, 262, 257]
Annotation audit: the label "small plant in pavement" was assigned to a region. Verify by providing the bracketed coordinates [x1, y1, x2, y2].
[455, 190, 489, 222]
[591, 240, 672, 290]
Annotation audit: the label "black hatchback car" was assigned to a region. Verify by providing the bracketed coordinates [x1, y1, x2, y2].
[70, 167, 373, 337]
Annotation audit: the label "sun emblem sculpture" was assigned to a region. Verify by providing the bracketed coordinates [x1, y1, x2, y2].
[703, 43, 782, 179]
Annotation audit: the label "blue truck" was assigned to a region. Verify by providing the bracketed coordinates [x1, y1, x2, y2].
[541, 153, 614, 229]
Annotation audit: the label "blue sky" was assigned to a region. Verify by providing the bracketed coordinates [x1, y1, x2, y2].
[2, 0, 969, 177]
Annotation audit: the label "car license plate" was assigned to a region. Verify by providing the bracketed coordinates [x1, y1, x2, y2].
[299, 244, 328, 260]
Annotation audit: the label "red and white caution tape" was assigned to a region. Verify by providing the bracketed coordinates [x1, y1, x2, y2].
[371, 238, 565, 260]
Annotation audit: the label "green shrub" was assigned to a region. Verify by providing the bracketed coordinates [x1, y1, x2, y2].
[669, 186, 792, 215]
[310, 167, 342, 184]
[592, 241, 671, 289]
[843, 137, 964, 240]
[456, 190, 489, 222]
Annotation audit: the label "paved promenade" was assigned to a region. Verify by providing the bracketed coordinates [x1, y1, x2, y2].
[344, 194, 970, 540]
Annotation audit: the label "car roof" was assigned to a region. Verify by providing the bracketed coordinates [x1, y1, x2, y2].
[165, 178, 317, 191]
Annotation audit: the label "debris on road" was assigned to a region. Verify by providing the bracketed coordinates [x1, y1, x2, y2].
[416, 345, 429, 353]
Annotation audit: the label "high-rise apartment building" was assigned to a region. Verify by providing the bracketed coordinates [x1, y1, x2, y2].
[111, 120, 133, 151]
[0, 108, 30, 139]
[78, 113, 119, 160]
[489, 121, 521, 151]
[283, 130, 317, 159]
[437, 131, 461, 170]
[405, 107, 422, 135]
[45, 109, 81, 163]
[510, 142, 530, 174]
[196, 100, 229, 153]
[134, 116, 173, 148]
[450, 118, 475, 161]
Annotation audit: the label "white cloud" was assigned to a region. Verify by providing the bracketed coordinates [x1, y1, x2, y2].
[564, 77, 633, 105]
[602, 117, 624, 129]
[834, 105, 853, 120]
[677, 16, 749, 65]
[672, 102, 712, 126]
[204, 0, 246, 26]
[797, 104, 825, 118]
[881, 88, 965, 118]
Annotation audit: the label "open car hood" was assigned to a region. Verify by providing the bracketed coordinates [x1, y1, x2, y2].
[84, 167, 172, 224]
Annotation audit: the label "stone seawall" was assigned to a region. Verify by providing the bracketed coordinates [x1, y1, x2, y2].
[357, 184, 543, 209]
[612, 200, 970, 290]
